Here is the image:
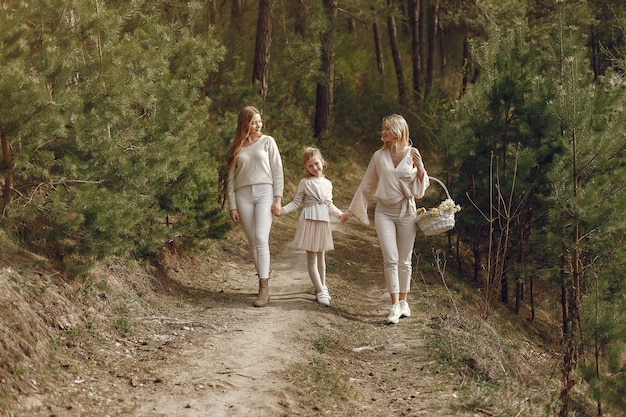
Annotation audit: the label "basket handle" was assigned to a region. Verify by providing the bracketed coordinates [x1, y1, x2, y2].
[428, 176, 451, 200]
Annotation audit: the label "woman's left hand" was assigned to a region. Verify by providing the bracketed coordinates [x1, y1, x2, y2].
[271, 198, 282, 217]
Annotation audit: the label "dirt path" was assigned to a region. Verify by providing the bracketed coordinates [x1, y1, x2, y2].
[14, 215, 482, 417]
[129, 245, 323, 417]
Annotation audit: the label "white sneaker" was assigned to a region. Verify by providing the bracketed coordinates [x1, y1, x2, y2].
[322, 286, 331, 300]
[316, 291, 331, 306]
[399, 300, 411, 318]
[387, 303, 401, 324]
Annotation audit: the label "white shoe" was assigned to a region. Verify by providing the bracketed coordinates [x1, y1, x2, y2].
[399, 300, 411, 318]
[387, 303, 401, 324]
[323, 286, 331, 301]
[316, 291, 331, 306]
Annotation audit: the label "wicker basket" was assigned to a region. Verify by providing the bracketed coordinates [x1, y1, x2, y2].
[415, 177, 457, 236]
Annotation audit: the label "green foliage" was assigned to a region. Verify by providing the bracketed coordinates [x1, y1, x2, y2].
[439, 20, 560, 290]
[439, 6, 626, 411]
[538, 5, 626, 414]
[1, 0, 229, 268]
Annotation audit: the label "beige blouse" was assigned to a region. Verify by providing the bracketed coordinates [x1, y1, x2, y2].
[282, 177, 342, 221]
[348, 148, 429, 224]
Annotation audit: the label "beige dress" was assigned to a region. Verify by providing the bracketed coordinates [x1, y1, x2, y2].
[282, 176, 343, 252]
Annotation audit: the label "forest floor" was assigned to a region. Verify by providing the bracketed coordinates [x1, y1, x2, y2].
[2, 208, 566, 417]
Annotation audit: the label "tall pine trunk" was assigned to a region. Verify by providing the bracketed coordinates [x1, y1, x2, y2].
[253, 0, 273, 98]
[314, 0, 337, 141]
[387, 0, 408, 106]
[231, 0, 244, 34]
[1, 127, 12, 213]
[408, 0, 421, 96]
[426, 0, 436, 93]
[373, 19, 384, 74]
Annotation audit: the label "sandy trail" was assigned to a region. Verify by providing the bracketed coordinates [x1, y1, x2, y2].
[129, 246, 325, 417]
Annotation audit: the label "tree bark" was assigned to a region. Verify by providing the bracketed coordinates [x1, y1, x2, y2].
[373, 20, 384, 74]
[387, 0, 408, 106]
[419, 0, 426, 93]
[408, 0, 421, 96]
[231, 0, 244, 34]
[313, 0, 337, 141]
[294, 0, 308, 38]
[206, 0, 217, 26]
[1, 126, 13, 214]
[426, 0, 437, 93]
[253, 0, 273, 98]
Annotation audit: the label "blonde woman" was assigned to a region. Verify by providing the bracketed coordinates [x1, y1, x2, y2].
[341, 114, 429, 323]
[226, 106, 284, 307]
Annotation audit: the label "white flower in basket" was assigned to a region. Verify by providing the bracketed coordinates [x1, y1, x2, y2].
[415, 178, 461, 236]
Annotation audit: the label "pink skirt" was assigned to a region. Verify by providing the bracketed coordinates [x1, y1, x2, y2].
[291, 215, 335, 252]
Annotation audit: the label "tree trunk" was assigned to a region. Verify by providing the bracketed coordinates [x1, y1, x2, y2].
[253, 0, 273, 98]
[294, 0, 308, 38]
[313, 0, 337, 141]
[590, 23, 600, 81]
[206, 0, 217, 26]
[231, 0, 244, 34]
[419, 0, 426, 94]
[501, 271, 509, 305]
[515, 225, 524, 315]
[387, 0, 408, 106]
[560, 252, 580, 417]
[408, 0, 421, 96]
[530, 274, 535, 322]
[373, 20, 384, 74]
[426, 0, 437, 93]
[1, 126, 13, 214]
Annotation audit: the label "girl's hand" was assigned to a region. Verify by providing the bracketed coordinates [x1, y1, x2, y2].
[340, 211, 353, 224]
[230, 209, 240, 223]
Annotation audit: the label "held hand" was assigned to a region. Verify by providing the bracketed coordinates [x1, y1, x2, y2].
[340, 211, 353, 224]
[230, 209, 240, 223]
[271, 200, 282, 217]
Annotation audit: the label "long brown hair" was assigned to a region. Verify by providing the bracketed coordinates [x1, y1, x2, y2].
[226, 106, 261, 171]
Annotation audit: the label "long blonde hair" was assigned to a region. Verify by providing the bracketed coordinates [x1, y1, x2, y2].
[301, 147, 327, 177]
[381, 114, 410, 153]
[226, 106, 261, 171]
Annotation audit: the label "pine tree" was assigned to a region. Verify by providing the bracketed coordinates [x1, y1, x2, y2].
[540, 4, 626, 415]
[1, 1, 229, 272]
[440, 20, 559, 316]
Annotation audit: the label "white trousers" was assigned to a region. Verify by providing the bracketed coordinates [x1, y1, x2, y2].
[235, 184, 274, 279]
[374, 200, 417, 294]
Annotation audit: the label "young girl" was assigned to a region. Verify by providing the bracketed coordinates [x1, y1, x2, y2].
[280, 147, 343, 306]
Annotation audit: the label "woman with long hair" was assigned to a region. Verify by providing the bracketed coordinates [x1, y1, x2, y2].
[226, 106, 284, 307]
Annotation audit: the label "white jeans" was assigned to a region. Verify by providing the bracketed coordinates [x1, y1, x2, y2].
[374, 200, 417, 294]
[235, 184, 274, 279]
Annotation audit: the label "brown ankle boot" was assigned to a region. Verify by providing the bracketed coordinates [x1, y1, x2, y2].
[254, 278, 270, 307]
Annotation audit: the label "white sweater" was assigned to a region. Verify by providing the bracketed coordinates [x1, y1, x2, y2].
[227, 135, 284, 210]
